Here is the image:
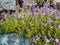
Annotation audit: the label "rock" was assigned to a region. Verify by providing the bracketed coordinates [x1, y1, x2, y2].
[53, 0, 60, 5]
[0, 0, 16, 11]
[23, 0, 37, 6]
[56, 2, 60, 11]
[0, 33, 32, 45]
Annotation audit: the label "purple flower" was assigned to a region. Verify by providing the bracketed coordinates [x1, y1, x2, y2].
[49, 19, 54, 23]
[24, 29, 30, 34]
[44, 24, 47, 27]
[25, 29, 30, 33]
[4, 15, 7, 19]
[41, 9, 47, 16]
[57, 11, 60, 15]
[23, 2, 28, 7]
[55, 16, 60, 19]
[50, 37, 55, 41]
[43, 23, 47, 27]
[31, 42, 36, 45]
[58, 25, 60, 29]
[32, 6, 35, 9]
[34, 12, 38, 15]
[40, 7, 44, 10]
[44, 2, 49, 7]
[27, 6, 31, 10]
[47, 8, 50, 12]
[50, 26, 54, 29]
[34, 35, 40, 41]
[36, 6, 40, 11]
[46, 39, 50, 43]
[36, 6, 39, 8]
[12, 12, 16, 16]
[55, 39, 59, 43]
[50, 8, 54, 12]
[50, 11, 54, 14]
[58, 42, 60, 45]
[46, 38, 50, 43]
[41, 12, 46, 16]
[43, 9, 47, 12]
[49, 8, 55, 14]
[15, 5, 20, 8]
[50, 10, 55, 15]
[44, 36, 50, 43]
[43, 8, 47, 12]
[20, 15, 24, 19]
[30, 12, 34, 16]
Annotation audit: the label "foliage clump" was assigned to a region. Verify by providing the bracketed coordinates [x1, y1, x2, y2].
[0, 4, 60, 45]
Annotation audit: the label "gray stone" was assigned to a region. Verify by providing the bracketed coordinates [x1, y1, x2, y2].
[23, 0, 37, 6]
[56, 2, 60, 11]
[0, 0, 16, 11]
[0, 33, 32, 45]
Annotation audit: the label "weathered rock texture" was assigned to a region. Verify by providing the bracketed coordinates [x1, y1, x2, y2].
[0, 33, 32, 45]
[23, 0, 37, 6]
[0, 0, 16, 11]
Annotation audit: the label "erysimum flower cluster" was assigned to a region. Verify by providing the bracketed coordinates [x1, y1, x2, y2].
[0, 3, 60, 45]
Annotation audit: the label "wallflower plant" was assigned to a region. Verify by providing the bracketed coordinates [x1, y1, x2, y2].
[0, 5, 60, 45]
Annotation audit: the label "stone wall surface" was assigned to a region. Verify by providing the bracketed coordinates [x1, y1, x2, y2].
[0, 0, 37, 10]
[0, 33, 32, 45]
[23, 0, 37, 6]
[0, 0, 16, 11]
